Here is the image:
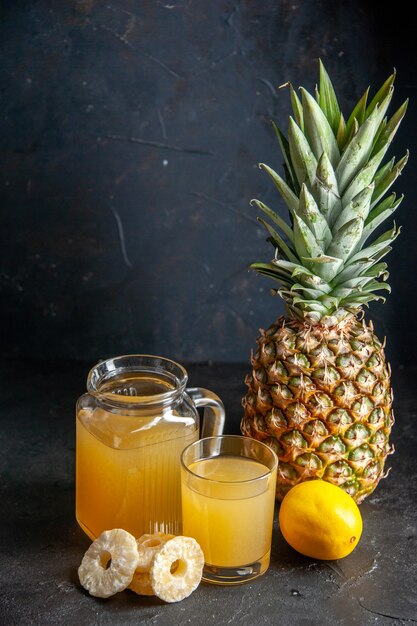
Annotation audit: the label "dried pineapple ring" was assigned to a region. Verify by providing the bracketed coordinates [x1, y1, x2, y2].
[78, 528, 138, 598]
[129, 570, 154, 596]
[135, 532, 175, 573]
[150, 536, 204, 603]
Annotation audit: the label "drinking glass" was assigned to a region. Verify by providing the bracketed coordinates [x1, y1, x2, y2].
[181, 435, 278, 585]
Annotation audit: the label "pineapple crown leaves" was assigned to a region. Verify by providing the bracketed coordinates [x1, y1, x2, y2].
[251, 60, 408, 325]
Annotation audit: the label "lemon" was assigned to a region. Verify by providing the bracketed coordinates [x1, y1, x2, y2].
[278, 480, 363, 560]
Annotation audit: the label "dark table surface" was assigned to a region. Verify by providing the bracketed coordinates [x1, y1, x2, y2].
[1, 360, 416, 625]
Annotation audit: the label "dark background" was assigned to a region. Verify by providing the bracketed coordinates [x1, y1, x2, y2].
[1, 0, 416, 365]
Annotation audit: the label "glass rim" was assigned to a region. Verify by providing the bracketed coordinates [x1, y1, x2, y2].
[86, 354, 188, 407]
[181, 435, 278, 485]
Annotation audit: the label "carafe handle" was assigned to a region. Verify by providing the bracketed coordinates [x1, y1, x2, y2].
[186, 388, 225, 438]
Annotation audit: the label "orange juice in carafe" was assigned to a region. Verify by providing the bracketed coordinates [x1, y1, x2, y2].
[76, 356, 225, 540]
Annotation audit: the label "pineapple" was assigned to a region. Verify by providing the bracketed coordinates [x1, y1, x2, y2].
[241, 61, 408, 503]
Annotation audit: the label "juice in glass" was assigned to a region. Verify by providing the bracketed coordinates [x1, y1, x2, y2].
[181, 436, 278, 584]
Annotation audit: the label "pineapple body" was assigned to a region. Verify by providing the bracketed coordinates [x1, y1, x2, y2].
[242, 316, 394, 503]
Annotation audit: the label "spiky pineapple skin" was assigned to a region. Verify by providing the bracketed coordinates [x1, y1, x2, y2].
[241, 316, 394, 503]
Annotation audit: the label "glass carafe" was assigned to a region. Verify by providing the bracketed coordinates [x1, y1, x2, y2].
[76, 355, 225, 540]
